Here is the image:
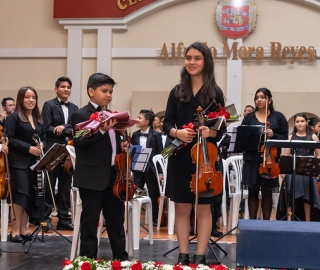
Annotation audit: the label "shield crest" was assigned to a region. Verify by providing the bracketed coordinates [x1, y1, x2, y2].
[216, 0, 258, 39]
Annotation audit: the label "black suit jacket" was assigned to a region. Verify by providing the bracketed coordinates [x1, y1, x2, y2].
[71, 102, 121, 191]
[5, 112, 46, 169]
[42, 97, 78, 150]
[131, 128, 163, 174]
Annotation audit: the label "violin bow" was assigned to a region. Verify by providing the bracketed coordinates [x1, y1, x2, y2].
[262, 97, 269, 168]
[124, 130, 131, 233]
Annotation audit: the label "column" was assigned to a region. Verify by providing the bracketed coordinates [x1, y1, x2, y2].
[66, 28, 83, 107]
[226, 38, 243, 118]
[97, 27, 113, 76]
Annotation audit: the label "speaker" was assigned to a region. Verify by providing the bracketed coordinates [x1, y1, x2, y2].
[237, 219, 320, 269]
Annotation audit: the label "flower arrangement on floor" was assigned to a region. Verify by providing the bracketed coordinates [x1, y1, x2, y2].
[62, 257, 288, 270]
[62, 257, 230, 270]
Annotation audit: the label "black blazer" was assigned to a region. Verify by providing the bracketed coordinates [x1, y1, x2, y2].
[5, 112, 46, 169]
[42, 97, 78, 150]
[131, 128, 163, 174]
[71, 102, 121, 191]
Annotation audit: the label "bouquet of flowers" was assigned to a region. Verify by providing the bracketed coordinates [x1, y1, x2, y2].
[161, 104, 240, 159]
[74, 111, 138, 138]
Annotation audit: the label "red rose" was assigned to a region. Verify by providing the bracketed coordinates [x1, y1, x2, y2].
[207, 112, 218, 119]
[112, 260, 121, 270]
[80, 262, 91, 270]
[188, 263, 197, 268]
[173, 265, 184, 270]
[154, 262, 163, 267]
[131, 262, 142, 270]
[63, 258, 72, 266]
[214, 264, 228, 270]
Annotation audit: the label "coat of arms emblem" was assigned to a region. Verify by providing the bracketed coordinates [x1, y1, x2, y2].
[216, 0, 258, 39]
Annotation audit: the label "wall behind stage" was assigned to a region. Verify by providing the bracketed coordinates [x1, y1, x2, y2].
[0, 0, 319, 123]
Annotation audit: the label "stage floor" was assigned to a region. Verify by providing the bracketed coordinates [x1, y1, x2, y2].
[0, 216, 238, 270]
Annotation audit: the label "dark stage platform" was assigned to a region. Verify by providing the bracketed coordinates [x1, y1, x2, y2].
[0, 235, 237, 270]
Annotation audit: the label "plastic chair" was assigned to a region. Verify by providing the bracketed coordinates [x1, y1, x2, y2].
[152, 154, 175, 234]
[1, 199, 9, 242]
[130, 195, 153, 250]
[224, 155, 247, 233]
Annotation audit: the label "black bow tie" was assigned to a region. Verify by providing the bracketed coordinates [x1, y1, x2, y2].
[96, 106, 102, 112]
[60, 101, 69, 106]
[139, 133, 148, 137]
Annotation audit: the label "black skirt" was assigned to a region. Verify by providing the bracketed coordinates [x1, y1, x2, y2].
[165, 143, 222, 204]
[9, 167, 40, 225]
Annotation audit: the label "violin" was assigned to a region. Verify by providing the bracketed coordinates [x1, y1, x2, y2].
[113, 130, 135, 201]
[0, 127, 16, 220]
[0, 126, 7, 199]
[258, 97, 280, 179]
[63, 140, 74, 174]
[190, 107, 223, 197]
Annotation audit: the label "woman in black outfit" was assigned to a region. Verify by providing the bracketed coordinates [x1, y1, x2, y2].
[163, 42, 225, 266]
[242, 88, 288, 220]
[5, 87, 45, 243]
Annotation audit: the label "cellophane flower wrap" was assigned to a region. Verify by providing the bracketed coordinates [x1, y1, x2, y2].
[62, 257, 232, 270]
[161, 104, 239, 159]
[74, 111, 138, 138]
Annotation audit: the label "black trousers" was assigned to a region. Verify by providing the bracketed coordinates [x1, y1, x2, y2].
[134, 169, 160, 222]
[79, 167, 128, 260]
[44, 166, 72, 225]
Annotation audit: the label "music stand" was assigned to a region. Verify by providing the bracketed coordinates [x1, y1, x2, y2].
[23, 143, 71, 253]
[216, 125, 264, 239]
[267, 139, 320, 221]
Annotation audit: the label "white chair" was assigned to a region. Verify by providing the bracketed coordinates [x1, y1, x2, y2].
[224, 155, 247, 233]
[130, 195, 153, 250]
[152, 154, 175, 234]
[1, 199, 9, 242]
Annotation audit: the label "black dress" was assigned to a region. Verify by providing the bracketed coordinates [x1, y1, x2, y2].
[163, 85, 225, 204]
[5, 112, 46, 225]
[241, 111, 288, 188]
[282, 134, 319, 207]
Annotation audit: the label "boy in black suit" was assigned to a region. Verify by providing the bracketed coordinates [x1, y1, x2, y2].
[71, 73, 128, 260]
[42, 77, 78, 231]
[131, 110, 163, 226]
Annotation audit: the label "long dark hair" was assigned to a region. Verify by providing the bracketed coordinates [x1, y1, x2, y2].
[292, 113, 312, 136]
[175, 42, 216, 106]
[16, 86, 42, 123]
[254, 87, 275, 112]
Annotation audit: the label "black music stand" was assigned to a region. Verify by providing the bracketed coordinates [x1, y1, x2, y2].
[23, 143, 71, 253]
[268, 139, 320, 221]
[215, 125, 264, 240]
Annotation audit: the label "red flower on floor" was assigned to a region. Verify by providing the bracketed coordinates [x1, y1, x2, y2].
[63, 258, 72, 266]
[131, 261, 142, 270]
[80, 262, 91, 270]
[112, 260, 121, 270]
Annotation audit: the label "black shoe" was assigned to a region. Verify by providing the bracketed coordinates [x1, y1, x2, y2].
[153, 221, 157, 227]
[43, 222, 53, 233]
[9, 232, 23, 243]
[177, 253, 190, 265]
[193, 254, 207, 265]
[57, 223, 74, 231]
[21, 233, 33, 241]
[211, 228, 223, 238]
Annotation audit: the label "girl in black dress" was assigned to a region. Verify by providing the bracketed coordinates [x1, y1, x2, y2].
[242, 88, 288, 220]
[308, 117, 320, 140]
[282, 113, 320, 221]
[5, 87, 45, 243]
[163, 42, 225, 266]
